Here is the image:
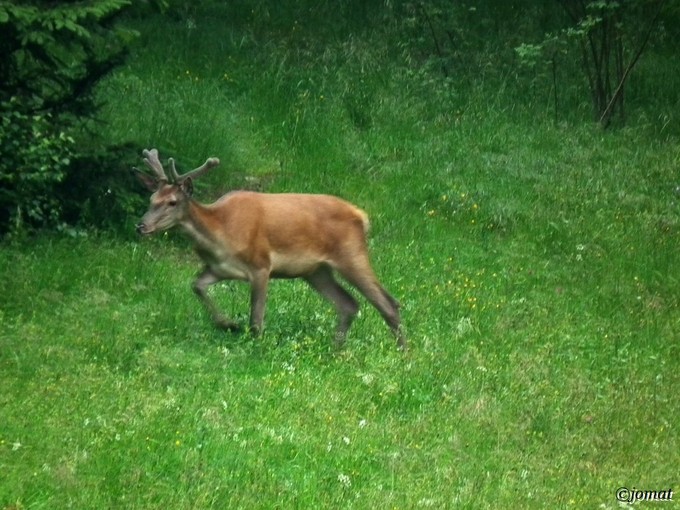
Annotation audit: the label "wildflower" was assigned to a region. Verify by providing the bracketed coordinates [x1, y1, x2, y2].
[338, 473, 352, 487]
[576, 245, 585, 261]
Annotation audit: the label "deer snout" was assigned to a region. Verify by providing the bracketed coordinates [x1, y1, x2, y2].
[136, 222, 151, 235]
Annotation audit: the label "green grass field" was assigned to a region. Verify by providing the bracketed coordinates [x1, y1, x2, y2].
[1, 8, 679, 510]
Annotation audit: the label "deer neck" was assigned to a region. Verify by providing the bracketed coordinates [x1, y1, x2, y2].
[179, 200, 221, 255]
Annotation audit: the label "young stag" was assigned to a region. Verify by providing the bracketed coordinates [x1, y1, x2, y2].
[134, 149, 406, 349]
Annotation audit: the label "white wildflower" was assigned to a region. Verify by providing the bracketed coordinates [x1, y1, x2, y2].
[337, 473, 352, 487]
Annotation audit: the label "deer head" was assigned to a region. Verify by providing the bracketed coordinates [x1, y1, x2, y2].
[134, 148, 220, 235]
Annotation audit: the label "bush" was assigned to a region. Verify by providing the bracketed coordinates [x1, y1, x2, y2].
[0, 98, 75, 230]
[57, 143, 146, 235]
[0, 0, 135, 236]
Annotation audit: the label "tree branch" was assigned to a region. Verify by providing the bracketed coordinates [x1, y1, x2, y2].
[599, 0, 667, 127]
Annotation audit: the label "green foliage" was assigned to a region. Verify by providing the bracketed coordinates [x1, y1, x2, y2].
[516, 0, 669, 127]
[0, 0, 135, 235]
[0, 97, 74, 229]
[0, 0, 133, 111]
[1, 117, 678, 507]
[56, 143, 147, 235]
[1, 3, 679, 507]
[2, 0, 678, 235]
[396, 1, 551, 80]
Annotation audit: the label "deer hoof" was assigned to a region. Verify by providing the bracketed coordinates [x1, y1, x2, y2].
[215, 319, 242, 332]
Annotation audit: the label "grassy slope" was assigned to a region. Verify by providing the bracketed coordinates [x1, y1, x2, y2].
[1, 11, 679, 510]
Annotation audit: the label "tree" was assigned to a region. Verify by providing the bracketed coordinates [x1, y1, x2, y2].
[517, 0, 667, 128]
[0, 0, 134, 234]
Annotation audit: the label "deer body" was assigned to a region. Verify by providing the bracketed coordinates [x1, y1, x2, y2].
[135, 149, 405, 349]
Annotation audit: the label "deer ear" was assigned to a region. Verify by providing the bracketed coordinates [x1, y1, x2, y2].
[181, 177, 194, 197]
[133, 168, 160, 191]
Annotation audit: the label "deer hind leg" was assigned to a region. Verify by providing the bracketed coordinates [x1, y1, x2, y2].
[304, 265, 359, 347]
[193, 268, 241, 332]
[335, 258, 406, 350]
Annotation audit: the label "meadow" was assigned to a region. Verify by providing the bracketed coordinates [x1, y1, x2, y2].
[1, 7, 679, 509]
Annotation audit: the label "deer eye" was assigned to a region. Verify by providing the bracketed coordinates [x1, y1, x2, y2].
[168, 200, 178, 207]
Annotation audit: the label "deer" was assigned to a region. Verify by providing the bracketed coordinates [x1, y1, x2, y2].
[134, 149, 406, 350]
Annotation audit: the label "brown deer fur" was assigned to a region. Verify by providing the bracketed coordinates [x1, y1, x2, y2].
[135, 149, 405, 349]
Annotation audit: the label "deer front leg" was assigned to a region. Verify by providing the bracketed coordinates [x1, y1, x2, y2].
[249, 270, 270, 335]
[193, 268, 241, 332]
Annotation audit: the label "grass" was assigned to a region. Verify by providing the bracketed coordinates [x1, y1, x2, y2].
[1, 7, 679, 510]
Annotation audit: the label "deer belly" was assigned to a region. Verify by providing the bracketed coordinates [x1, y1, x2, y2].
[270, 251, 321, 277]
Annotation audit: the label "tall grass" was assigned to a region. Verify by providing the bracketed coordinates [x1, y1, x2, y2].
[1, 7, 679, 509]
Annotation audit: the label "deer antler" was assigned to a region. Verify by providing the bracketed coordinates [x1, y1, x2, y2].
[142, 149, 169, 182]
[168, 156, 221, 183]
[139, 148, 220, 184]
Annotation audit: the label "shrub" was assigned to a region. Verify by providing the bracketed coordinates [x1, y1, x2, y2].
[0, 98, 74, 230]
[0, 0, 135, 235]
